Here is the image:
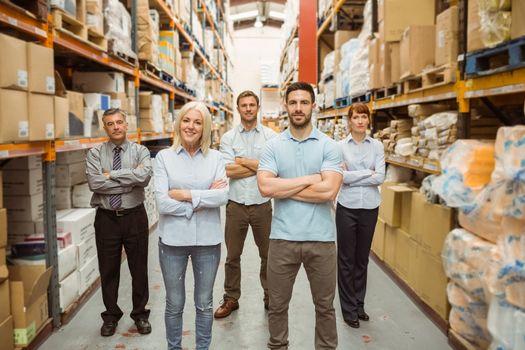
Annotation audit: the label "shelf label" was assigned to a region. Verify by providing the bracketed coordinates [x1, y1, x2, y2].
[64, 140, 81, 146]
[35, 28, 47, 37]
[8, 17, 17, 27]
[0, 150, 9, 158]
[19, 121, 29, 138]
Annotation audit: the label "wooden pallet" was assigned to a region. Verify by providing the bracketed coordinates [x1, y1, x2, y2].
[373, 84, 403, 100]
[87, 28, 107, 51]
[465, 36, 525, 78]
[107, 39, 138, 66]
[351, 92, 371, 103]
[52, 9, 87, 40]
[402, 64, 457, 93]
[334, 96, 351, 108]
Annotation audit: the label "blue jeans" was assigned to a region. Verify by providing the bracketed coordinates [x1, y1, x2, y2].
[159, 239, 221, 350]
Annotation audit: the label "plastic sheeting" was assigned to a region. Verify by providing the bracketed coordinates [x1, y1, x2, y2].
[104, 0, 136, 59]
[348, 0, 372, 97]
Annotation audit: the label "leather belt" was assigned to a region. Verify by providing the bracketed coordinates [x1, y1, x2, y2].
[98, 204, 144, 217]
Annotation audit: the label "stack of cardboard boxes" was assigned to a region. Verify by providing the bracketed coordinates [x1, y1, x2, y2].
[372, 183, 454, 321]
[55, 150, 89, 210]
[139, 91, 165, 133]
[0, 170, 14, 350]
[159, 30, 180, 79]
[86, 0, 104, 35]
[0, 34, 57, 143]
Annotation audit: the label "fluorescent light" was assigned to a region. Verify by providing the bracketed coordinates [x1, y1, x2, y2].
[254, 18, 263, 28]
[230, 10, 258, 21]
[268, 11, 285, 20]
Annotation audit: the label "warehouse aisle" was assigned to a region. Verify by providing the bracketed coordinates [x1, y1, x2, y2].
[40, 226, 451, 350]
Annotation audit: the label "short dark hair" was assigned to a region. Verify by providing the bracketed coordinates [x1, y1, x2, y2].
[348, 103, 370, 118]
[236, 90, 259, 106]
[285, 82, 315, 103]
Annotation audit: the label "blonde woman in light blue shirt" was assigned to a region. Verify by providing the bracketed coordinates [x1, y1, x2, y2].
[336, 103, 385, 329]
[154, 101, 229, 350]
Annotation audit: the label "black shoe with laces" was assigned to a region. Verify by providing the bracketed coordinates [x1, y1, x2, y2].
[135, 319, 152, 334]
[100, 321, 118, 336]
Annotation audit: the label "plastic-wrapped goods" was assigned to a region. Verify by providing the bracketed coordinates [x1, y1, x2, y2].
[394, 138, 415, 156]
[498, 219, 525, 310]
[324, 80, 335, 108]
[489, 126, 525, 220]
[431, 140, 495, 208]
[476, 0, 512, 48]
[384, 164, 413, 183]
[104, 0, 136, 59]
[478, 0, 511, 12]
[458, 197, 503, 244]
[487, 296, 525, 350]
[321, 51, 335, 81]
[448, 282, 492, 349]
[348, 0, 372, 97]
[442, 229, 498, 301]
[408, 103, 452, 118]
[339, 39, 360, 71]
[137, 2, 159, 65]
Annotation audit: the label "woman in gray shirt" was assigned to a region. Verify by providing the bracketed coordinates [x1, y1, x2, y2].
[154, 102, 229, 350]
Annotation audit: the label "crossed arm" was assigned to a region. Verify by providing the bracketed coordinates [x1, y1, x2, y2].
[257, 170, 342, 203]
[226, 157, 259, 179]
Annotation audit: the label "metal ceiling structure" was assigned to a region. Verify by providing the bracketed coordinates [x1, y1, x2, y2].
[228, 0, 286, 29]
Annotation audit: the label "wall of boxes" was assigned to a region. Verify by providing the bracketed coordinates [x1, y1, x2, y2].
[0, 0, 232, 348]
[309, 1, 525, 349]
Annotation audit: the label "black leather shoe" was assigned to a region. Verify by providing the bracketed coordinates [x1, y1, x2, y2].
[358, 310, 370, 321]
[345, 319, 360, 328]
[135, 319, 152, 334]
[264, 302, 269, 311]
[100, 321, 118, 336]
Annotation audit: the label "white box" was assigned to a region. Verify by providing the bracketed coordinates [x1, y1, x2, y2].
[56, 150, 87, 165]
[4, 194, 43, 221]
[77, 236, 96, 268]
[2, 155, 42, 170]
[57, 209, 96, 245]
[58, 244, 77, 281]
[59, 270, 79, 311]
[56, 187, 72, 210]
[72, 72, 125, 93]
[2, 169, 43, 195]
[56, 161, 87, 187]
[72, 183, 92, 208]
[83, 93, 111, 110]
[78, 255, 99, 295]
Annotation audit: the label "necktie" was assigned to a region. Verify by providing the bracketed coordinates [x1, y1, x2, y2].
[109, 146, 122, 209]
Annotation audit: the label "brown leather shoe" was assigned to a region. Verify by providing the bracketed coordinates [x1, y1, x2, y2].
[214, 299, 239, 318]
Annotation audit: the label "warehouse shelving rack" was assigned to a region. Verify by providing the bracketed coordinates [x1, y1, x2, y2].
[0, 1, 234, 348]
[310, 1, 525, 348]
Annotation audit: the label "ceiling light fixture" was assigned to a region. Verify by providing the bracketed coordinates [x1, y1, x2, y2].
[254, 16, 263, 28]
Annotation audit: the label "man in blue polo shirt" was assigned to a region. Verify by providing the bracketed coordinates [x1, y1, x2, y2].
[257, 82, 343, 350]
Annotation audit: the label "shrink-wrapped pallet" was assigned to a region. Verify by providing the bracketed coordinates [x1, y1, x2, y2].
[103, 0, 135, 59]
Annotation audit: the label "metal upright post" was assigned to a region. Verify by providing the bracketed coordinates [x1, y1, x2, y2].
[43, 145, 60, 328]
[298, 0, 318, 84]
[131, 0, 137, 53]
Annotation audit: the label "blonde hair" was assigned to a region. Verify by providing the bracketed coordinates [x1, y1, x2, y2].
[172, 101, 212, 154]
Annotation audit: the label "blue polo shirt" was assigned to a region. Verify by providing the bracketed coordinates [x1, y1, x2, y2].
[258, 127, 342, 242]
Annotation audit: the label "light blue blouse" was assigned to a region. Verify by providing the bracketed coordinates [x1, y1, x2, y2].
[154, 146, 229, 246]
[337, 134, 385, 209]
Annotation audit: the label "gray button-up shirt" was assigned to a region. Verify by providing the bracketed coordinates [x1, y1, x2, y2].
[337, 135, 385, 209]
[86, 140, 152, 209]
[219, 123, 276, 205]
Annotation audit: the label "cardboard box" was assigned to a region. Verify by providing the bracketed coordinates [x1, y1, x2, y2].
[418, 248, 449, 320]
[0, 248, 6, 283]
[72, 71, 125, 93]
[393, 228, 417, 281]
[2, 155, 41, 170]
[59, 271, 79, 311]
[86, 0, 102, 13]
[28, 93, 55, 141]
[57, 208, 96, 245]
[58, 244, 77, 281]
[0, 33, 28, 90]
[78, 254, 99, 295]
[372, 218, 386, 260]
[139, 91, 154, 108]
[108, 92, 128, 111]
[369, 62, 382, 89]
[56, 187, 72, 210]
[0, 171, 2, 207]
[389, 42, 401, 84]
[368, 36, 381, 65]
[407, 244, 420, 293]
[27, 43, 55, 94]
[77, 236, 96, 268]
[467, 0, 484, 52]
[378, 183, 414, 227]
[400, 188, 413, 233]
[378, 0, 435, 42]
[56, 150, 86, 165]
[3, 169, 43, 196]
[435, 6, 459, 67]
[8, 265, 52, 346]
[0, 89, 29, 143]
[400, 26, 435, 78]
[7, 222, 35, 246]
[56, 161, 87, 187]
[334, 30, 360, 50]
[4, 194, 43, 222]
[511, 0, 525, 39]
[67, 90, 84, 122]
[0, 316, 14, 350]
[0, 280, 10, 321]
[409, 192, 454, 256]
[72, 183, 91, 208]
[54, 96, 69, 138]
[384, 224, 397, 268]
[83, 93, 111, 110]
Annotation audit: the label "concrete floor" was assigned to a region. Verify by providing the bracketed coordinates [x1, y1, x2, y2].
[40, 225, 451, 350]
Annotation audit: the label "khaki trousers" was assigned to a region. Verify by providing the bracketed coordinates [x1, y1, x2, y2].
[267, 239, 338, 350]
[223, 200, 272, 303]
